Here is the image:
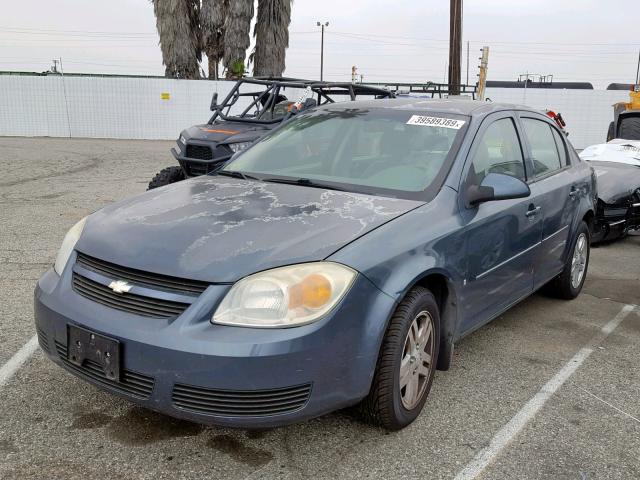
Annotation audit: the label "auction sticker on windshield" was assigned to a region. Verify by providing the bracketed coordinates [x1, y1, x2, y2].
[407, 115, 466, 129]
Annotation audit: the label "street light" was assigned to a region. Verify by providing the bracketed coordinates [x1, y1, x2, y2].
[316, 21, 329, 81]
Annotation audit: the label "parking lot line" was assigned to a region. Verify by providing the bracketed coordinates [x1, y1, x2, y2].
[0, 335, 38, 388]
[453, 303, 636, 480]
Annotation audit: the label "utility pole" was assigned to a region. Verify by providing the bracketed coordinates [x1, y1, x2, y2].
[317, 21, 329, 81]
[448, 0, 462, 95]
[476, 46, 489, 101]
[466, 41, 470, 86]
[58, 57, 72, 138]
[636, 49, 639, 85]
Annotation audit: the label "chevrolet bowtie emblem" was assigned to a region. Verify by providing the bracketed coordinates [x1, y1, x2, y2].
[108, 280, 132, 294]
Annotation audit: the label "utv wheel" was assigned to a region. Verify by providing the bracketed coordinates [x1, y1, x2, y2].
[547, 221, 590, 299]
[148, 166, 185, 190]
[359, 287, 440, 430]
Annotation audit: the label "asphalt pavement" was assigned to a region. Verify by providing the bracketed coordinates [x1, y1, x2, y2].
[0, 137, 638, 480]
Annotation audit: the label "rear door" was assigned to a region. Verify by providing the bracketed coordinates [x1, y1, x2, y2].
[518, 114, 580, 288]
[459, 112, 542, 332]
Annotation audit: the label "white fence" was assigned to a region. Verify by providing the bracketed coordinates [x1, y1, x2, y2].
[484, 88, 630, 149]
[0, 75, 231, 139]
[0, 74, 632, 148]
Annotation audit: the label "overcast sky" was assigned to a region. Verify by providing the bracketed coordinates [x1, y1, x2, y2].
[2, 0, 639, 89]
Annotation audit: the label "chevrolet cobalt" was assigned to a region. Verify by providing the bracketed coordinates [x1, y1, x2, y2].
[35, 99, 596, 430]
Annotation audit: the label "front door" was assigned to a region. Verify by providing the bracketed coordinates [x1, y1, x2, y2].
[459, 113, 542, 333]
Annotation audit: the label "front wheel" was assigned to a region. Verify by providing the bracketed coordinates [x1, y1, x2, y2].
[148, 166, 185, 190]
[359, 287, 440, 430]
[547, 221, 590, 299]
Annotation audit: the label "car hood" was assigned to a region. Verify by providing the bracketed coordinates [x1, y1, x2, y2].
[76, 176, 422, 283]
[580, 141, 640, 167]
[590, 161, 640, 204]
[184, 122, 274, 144]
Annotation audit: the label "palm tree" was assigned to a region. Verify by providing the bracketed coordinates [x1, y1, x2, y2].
[152, 0, 201, 79]
[201, 0, 228, 79]
[253, 0, 292, 77]
[223, 0, 254, 78]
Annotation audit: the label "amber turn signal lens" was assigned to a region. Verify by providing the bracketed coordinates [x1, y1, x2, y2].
[289, 274, 332, 309]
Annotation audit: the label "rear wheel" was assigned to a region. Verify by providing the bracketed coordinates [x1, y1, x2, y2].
[619, 117, 640, 141]
[359, 287, 440, 430]
[546, 221, 590, 299]
[606, 121, 615, 141]
[148, 166, 185, 190]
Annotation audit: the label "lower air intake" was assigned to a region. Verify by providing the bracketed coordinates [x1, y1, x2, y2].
[172, 382, 312, 417]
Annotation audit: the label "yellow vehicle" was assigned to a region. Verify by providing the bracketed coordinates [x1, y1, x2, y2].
[607, 85, 640, 141]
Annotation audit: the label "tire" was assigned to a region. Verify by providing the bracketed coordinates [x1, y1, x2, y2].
[546, 221, 590, 299]
[606, 121, 615, 142]
[359, 287, 440, 430]
[619, 116, 640, 141]
[148, 166, 185, 190]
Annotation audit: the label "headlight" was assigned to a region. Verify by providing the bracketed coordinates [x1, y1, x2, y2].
[179, 135, 187, 145]
[54, 216, 87, 275]
[228, 141, 252, 153]
[212, 262, 356, 328]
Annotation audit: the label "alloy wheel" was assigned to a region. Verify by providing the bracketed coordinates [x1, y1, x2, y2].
[571, 232, 588, 289]
[399, 310, 435, 410]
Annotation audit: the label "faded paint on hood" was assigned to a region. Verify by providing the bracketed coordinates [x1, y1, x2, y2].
[76, 176, 422, 283]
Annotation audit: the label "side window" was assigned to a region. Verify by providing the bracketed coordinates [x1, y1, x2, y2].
[522, 118, 562, 177]
[551, 127, 568, 166]
[470, 118, 526, 185]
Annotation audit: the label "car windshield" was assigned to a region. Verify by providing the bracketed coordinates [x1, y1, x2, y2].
[221, 107, 467, 198]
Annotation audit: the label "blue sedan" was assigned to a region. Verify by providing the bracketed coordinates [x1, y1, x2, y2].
[35, 99, 596, 430]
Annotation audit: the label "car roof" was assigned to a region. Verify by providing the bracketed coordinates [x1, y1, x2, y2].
[319, 97, 532, 117]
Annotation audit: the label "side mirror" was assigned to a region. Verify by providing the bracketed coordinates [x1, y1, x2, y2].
[466, 172, 530, 207]
[210, 92, 219, 111]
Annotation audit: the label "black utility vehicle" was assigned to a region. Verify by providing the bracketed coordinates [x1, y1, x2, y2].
[606, 85, 640, 142]
[148, 77, 395, 189]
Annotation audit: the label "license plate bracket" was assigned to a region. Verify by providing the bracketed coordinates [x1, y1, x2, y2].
[67, 325, 120, 381]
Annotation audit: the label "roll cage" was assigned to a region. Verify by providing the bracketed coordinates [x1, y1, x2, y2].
[208, 77, 395, 125]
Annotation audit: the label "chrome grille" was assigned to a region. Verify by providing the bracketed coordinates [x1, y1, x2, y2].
[76, 252, 208, 295]
[72, 273, 190, 318]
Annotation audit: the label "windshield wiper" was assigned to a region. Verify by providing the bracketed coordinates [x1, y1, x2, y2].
[216, 170, 259, 181]
[263, 177, 347, 191]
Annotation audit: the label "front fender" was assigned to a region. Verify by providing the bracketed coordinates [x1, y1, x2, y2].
[328, 188, 466, 340]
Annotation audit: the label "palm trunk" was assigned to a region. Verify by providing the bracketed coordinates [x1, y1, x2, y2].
[201, 0, 228, 79]
[253, 0, 291, 77]
[152, 0, 201, 79]
[223, 0, 254, 79]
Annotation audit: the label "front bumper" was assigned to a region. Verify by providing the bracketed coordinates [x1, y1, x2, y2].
[172, 144, 232, 177]
[34, 262, 395, 428]
[592, 202, 640, 243]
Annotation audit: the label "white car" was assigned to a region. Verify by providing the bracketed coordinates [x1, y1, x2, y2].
[579, 139, 640, 167]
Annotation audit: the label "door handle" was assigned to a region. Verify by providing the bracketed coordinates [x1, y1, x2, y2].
[569, 187, 579, 199]
[525, 206, 541, 218]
